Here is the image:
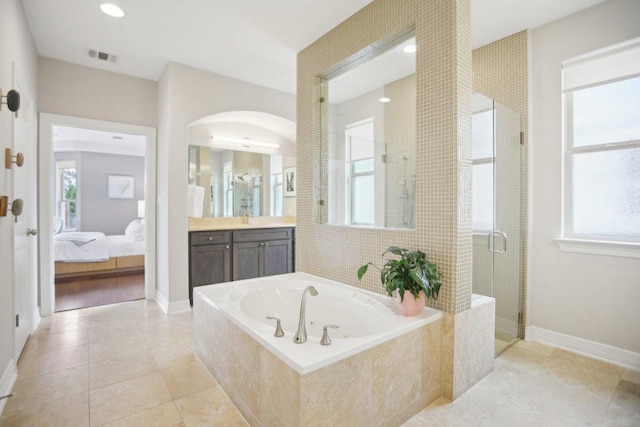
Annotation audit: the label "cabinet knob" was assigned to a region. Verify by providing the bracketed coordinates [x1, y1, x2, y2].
[264, 242, 269, 246]
[259, 242, 264, 246]
[225, 245, 229, 249]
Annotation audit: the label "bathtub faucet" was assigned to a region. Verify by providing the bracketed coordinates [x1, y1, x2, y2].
[293, 285, 318, 344]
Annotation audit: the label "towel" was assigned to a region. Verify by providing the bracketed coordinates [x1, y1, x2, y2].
[187, 184, 205, 218]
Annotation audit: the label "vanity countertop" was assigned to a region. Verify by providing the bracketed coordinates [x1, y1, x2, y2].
[188, 216, 296, 232]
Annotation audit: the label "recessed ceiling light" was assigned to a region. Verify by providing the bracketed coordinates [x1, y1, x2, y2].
[379, 97, 391, 103]
[403, 44, 417, 53]
[100, 3, 125, 18]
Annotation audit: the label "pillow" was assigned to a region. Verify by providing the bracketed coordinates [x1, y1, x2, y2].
[125, 219, 145, 241]
[52, 217, 65, 234]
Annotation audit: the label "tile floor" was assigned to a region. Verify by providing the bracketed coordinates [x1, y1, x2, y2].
[1, 300, 638, 426]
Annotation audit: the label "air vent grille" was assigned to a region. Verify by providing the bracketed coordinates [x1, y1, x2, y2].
[88, 49, 118, 63]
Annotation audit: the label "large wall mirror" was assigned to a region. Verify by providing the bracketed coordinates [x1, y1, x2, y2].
[188, 112, 296, 218]
[321, 30, 416, 229]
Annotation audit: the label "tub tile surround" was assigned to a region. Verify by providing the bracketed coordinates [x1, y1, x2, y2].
[194, 289, 444, 427]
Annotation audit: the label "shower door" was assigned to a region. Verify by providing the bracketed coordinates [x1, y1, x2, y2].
[472, 93, 524, 355]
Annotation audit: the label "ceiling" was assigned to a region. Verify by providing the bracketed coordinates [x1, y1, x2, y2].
[21, 0, 606, 95]
[53, 125, 146, 156]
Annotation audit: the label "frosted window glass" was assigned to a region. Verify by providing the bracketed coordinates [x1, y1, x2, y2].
[473, 163, 493, 231]
[572, 147, 640, 238]
[353, 158, 374, 174]
[573, 77, 640, 147]
[352, 175, 374, 225]
[350, 136, 374, 161]
[472, 110, 493, 160]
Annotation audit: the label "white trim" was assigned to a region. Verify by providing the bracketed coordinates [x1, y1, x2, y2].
[0, 359, 17, 417]
[31, 306, 41, 334]
[155, 293, 189, 314]
[39, 114, 157, 316]
[155, 290, 169, 314]
[526, 326, 640, 371]
[168, 300, 192, 314]
[554, 237, 640, 259]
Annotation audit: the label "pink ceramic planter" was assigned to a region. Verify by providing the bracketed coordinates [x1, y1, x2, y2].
[395, 290, 427, 316]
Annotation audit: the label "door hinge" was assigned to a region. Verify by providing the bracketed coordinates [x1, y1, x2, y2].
[519, 132, 524, 145]
[517, 311, 522, 324]
[15, 314, 19, 328]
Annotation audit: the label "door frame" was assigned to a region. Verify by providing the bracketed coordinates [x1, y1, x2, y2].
[38, 114, 157, 316]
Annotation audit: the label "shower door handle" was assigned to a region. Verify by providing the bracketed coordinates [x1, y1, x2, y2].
[487, 231, 507, 254]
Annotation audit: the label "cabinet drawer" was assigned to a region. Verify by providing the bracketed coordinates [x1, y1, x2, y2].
[190, 231, 232, 246]
[233, 227, 293, 243]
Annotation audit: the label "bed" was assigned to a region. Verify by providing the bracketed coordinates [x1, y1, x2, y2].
[54, 221, 146, 279]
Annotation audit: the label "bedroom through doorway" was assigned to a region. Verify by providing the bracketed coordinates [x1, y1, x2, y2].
[52, 126, 147, 311]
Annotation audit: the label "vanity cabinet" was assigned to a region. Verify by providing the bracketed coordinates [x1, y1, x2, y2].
[232, 228, 294, 280]
[189, 227, 294, 304]
[189, 231, 232, 304]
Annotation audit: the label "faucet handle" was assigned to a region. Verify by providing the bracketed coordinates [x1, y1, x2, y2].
[266, 316, 285, 337]
[320, 324, 339, 346]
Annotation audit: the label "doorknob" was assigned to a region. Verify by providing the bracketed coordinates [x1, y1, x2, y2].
[26, 228, 38, 236]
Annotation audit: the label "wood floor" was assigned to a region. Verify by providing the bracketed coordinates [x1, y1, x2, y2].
[55, 273, 145, 312]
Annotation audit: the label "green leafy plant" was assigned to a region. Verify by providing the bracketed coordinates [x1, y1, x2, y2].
[357, 246, 442, 302]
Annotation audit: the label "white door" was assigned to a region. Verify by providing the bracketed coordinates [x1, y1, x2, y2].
[13, 65, 37, 360]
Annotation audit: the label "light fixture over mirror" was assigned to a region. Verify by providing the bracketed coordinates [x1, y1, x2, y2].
[320, 31, 416, 229]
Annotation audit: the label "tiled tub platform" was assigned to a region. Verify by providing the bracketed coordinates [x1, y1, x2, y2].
[193, 273, 443, 427]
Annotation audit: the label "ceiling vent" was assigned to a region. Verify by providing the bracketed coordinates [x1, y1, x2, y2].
[88, 49, 118, 63]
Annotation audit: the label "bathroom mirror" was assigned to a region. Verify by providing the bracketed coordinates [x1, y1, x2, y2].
[321, 32, 416, 228]
[188, 145, 296, 218]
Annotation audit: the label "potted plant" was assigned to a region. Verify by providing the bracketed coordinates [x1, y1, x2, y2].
[357, 246, 442, 316]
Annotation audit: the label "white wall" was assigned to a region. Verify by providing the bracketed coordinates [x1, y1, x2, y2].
[529, 0, 640, 354]
[157, 62, 296, 307]
[0, 0, 38, 412]
[38, 57, 157, 128]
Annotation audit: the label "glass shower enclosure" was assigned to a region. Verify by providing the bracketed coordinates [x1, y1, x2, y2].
[472, 92, 525, 355]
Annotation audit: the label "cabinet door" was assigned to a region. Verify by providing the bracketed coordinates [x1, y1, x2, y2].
[263, 239, 293, 277]
[233, 241, 262, 281]
[190, 243, 231, 302]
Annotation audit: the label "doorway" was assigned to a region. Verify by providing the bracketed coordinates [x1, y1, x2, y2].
[39, 113, 156, 316]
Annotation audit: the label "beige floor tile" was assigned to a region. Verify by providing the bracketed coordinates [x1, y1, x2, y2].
[89, 372, 172, 426]
[601, 379, 640, 427]
[4, 365, 88, 415]
[161, 359, 217, 400]
[442, 382, 507, 425]
[151, 341, 196, 370]
[403, 397, 475, 427]
[0, 391, 88, 427]
[102, 401, 184, 427]
[87, 306, 138, 328]
[90, 350, 159, 390]
[493, 342, 551, 373]
[23, 329, 88, 355]
[89, 332, 152, 363]
[622, 369, 640, 385]
[88, 318, 147, 344]
[18, 344, 88, 379]
[175, 386, 247, 427]
[513, 339, 556, 356]
[478, 398, 568, 427]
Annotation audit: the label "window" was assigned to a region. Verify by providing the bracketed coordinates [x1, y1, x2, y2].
[345, 119, 375, 225]
[56, 160, 77, 231]
[562, 39, 640, 243]
[223, 162, 233, 217]
[472, 107, 494, 232]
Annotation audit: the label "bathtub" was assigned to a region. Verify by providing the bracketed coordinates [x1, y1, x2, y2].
[193, 272, 444, 426]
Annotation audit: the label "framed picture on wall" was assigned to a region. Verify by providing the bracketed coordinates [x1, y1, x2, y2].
[108, 175, 135, 199]
[284, 166, 296, 197]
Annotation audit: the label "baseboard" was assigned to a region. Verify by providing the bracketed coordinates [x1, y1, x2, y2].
[0, 359, 17, 417]
[526, 326, 640, 371]
[155, 290, 169, 314]
[32, 306, 41, 334]
[167, 299, 191, 314]
[154, 292, 190, 314]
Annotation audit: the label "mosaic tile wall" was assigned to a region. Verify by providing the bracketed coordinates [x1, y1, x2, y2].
[297, 0, 473, 315]
[472, 31, 529, 335]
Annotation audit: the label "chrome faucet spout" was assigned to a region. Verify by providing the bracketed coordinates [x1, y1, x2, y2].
[293, 285, 318, 344]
